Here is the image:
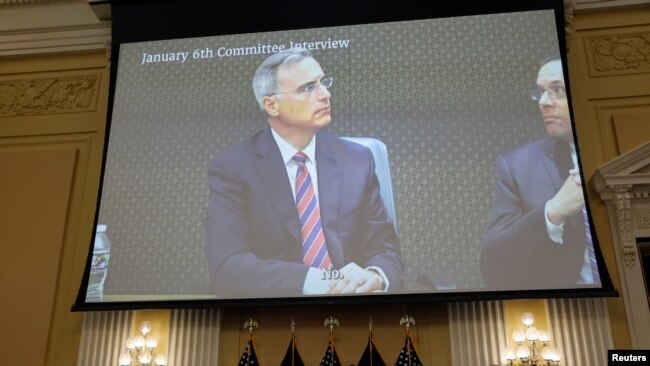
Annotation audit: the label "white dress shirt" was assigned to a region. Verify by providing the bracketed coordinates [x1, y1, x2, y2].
[270, 128, 390, 293]
[544, 142, 595, 284]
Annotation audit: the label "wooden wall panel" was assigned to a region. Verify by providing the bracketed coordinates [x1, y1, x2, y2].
[613, 112, 650, 154]
[568, 5, 650, 349]
[0, 47, 110, 366]
[0, 146, 76, 365]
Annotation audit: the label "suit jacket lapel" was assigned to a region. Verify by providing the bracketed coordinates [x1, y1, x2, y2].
[541, 137, 569, 192]
[315, 135, 343, 263]
[254, 128, 302, 244]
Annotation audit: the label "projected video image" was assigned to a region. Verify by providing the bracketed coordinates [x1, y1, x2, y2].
[80, 7, 604, 305]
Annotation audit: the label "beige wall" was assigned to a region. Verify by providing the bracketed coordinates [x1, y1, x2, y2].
[1, 2, 649, 365]
[566, 4, 650, 349]
[0, 50, 110, 365]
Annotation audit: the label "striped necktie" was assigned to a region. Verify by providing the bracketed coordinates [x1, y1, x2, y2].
[293, 152, 331, 269]
[583, 207, 601, 284]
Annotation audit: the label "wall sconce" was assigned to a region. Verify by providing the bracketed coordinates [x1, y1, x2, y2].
[118, 321, 167, 366]
[504, 313, 560, 365]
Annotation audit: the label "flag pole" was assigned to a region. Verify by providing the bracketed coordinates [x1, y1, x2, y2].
[399, 315, 416, 366]
[368, 316, 374, 366]
[291, 317, 296, 366]
[323, 316, 339, 366]
[243, 318, 258, 366]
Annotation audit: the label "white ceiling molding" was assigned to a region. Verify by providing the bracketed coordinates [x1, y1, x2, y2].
[0, 0, 110, 56]
[575, 0, 650, 12]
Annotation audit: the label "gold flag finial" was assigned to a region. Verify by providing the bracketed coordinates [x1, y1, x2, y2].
[399, 315, 415, 331]
[243, 318, 259, 335]
[323, 316, 339, 335]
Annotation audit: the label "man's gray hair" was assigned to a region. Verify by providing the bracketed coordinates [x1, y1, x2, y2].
[252, 48, 313, 111]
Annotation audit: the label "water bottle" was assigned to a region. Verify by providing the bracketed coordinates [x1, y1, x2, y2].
[86, 224, 111, 302]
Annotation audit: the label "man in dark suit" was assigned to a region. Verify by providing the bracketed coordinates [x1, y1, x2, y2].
[480, 56, 599, 290]
[205, 48, 402, 298]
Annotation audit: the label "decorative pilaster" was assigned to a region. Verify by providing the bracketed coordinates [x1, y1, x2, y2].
[593, 141, 650, 348]
[613, 185, 636, 268]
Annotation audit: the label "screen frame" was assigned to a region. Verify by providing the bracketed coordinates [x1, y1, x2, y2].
[72, 0, 618, 312]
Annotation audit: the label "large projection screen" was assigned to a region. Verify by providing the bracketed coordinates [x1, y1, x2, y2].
[74, 0, 616, 310]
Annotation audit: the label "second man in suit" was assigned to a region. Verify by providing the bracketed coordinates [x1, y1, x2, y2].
[480, 56, 601, 290]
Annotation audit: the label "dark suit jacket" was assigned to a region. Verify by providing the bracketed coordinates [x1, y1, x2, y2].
[205, 128, 402, 298]
[480, 137, 586, 290]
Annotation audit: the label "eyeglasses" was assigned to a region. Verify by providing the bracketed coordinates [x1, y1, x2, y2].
[270, 76, 333, 96]
[530, 86, 566, 102]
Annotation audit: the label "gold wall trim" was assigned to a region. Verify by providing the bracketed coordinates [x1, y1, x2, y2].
[0, 74, 99, 116]
[584, 31, 650, 76]
[592, 101, 650, 162]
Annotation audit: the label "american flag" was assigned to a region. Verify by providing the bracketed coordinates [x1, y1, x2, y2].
[394, 334, 423, 366]
[237, 336, 260, 366]
[319, 338, 340, 366]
